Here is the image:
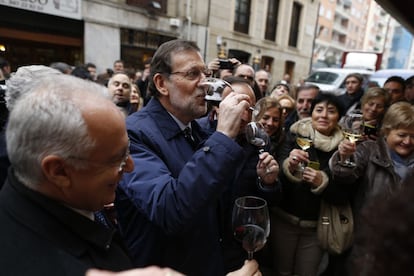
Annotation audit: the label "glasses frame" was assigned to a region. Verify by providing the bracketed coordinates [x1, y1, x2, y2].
[117, 140, 131, 172]
[169, 68, 212, 80]
[236, 74, 255, 82]
[67, 140, 130, 173]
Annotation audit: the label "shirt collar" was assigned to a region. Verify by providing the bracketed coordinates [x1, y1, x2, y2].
[168, 111, 191, 131]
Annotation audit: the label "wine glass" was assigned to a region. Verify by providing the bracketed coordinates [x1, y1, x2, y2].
[201, 77, 232, 103]
[245, 122, 271, 173]
[295, 120, 314, 174]
[340, 111, 364, 167]
[232, 196, 270, 260]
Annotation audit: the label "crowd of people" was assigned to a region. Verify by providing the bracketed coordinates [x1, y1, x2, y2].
[0, 39, 413, 276]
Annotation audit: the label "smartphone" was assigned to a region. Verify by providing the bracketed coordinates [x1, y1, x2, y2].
[364, 124, 377, 136]
[218, 59, 234, 70]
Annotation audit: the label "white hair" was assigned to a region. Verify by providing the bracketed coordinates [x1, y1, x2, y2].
[6, 74, 110, 187]
[5, 65, 62, 111]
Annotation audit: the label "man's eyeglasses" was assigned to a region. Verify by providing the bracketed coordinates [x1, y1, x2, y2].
[170, 68, 212, 80]
[236, 74, 254, 82]
[68, 140, 130, 173]
[117, 140, 131, 172]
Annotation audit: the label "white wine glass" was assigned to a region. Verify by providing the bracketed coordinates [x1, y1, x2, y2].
[295, 120, 314, 173]
[245, 122, 271, 173]
[340, 111, 364, 167]
[232, 196, 270, 260]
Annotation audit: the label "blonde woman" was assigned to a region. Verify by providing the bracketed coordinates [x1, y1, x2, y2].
[253, 96, 285, 160]
[326, 101, 414, 275]
[359, 87, 390, 140]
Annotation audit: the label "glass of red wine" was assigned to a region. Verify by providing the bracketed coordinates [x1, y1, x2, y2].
[232, 196, 270, 260]
[245, 122, 271, 173]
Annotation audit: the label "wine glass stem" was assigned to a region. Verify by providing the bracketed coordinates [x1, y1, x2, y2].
[247, 251, 254, 260]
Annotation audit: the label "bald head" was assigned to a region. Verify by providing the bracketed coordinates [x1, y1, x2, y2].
[255, 70, 269, 94]
[222, 82, 256, 105]
[221, 82, 255, 134]
[234, 64, 255, 86]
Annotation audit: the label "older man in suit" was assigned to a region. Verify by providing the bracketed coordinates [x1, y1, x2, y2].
[0, 74, 135, 275]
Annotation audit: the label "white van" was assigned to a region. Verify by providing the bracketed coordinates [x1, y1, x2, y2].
[305, 68, 373, 96]
[369, 69, 414, 87]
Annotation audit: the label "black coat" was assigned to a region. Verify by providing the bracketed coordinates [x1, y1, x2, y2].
[0, 169, 133, 276]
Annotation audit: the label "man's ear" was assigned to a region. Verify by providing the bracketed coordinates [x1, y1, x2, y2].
[153, 73, 169, 96]
[41, 155, 71, 189]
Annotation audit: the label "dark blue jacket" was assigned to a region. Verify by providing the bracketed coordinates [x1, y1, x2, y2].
[196, 112, 217, 136]
[0, 169, 133, 275]
[116, 98, 245, 276]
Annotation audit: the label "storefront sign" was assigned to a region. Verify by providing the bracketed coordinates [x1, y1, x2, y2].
[0, 0, 81, 20]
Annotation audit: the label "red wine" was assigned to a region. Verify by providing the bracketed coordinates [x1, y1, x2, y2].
[234, 224, 266, 253]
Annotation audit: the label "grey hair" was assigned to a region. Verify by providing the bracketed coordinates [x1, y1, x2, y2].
[6, 74, 109, 187]
[5, 65, 62, 111]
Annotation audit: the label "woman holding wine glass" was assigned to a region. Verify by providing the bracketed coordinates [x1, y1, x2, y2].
[359, 87, 390, 141]
[252, 97, 285, 161]
[342, 87, 390, 141]
[326, 102, 414, 275]
[272, 93, 345, 276]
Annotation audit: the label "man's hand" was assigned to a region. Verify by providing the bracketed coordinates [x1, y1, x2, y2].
[216, 92, 251, 139]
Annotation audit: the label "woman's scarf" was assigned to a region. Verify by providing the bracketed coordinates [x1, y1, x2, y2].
[387, 141, 414, 183]
[290, 117, 343, 152]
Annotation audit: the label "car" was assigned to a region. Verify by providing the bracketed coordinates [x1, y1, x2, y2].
[305, 68, 374, 96]
[368, 69, 414, 87]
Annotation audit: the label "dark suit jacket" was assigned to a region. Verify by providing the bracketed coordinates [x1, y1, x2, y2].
[116, 98, 245, 275]
[0, 169, 133, 276]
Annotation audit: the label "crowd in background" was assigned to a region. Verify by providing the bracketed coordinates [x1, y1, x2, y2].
[0, 38, 413, 276]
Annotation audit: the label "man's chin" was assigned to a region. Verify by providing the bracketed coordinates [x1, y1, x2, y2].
[116, 100, 129, 107]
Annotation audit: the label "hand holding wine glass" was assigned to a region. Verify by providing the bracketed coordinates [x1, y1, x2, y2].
[340, 111, 364, 167]
[294, 120, 314, 175]
[232, 196, 270, 260]
[245, 122, 269, 150]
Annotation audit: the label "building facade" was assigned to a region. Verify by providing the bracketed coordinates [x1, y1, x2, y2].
[0, 0, 319, 86]
[387, 22, 413, 69]
[312, 0, 372, 69]
[311, 0, 414, 71]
